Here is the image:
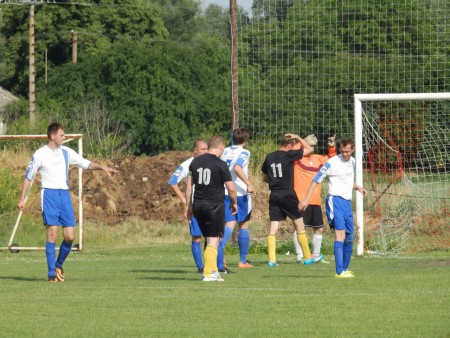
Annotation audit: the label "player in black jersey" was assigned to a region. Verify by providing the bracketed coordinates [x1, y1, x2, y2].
[185, 136, 238, 282]
[261, 133, 315, 266]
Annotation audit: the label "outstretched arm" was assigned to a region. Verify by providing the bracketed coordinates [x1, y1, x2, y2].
[88, 162, 118, 178]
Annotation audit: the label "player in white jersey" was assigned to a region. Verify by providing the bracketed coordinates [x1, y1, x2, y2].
[217, 127, 254, 270]
[17, 123, 118, 282]
[168, 139, 208, 273]
[299, 138, 367, 278]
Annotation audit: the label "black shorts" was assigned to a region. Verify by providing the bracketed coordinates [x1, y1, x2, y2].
[269, 190, 302, 221]
[192, 201, 225, 238]
[302, 205, 324, 228]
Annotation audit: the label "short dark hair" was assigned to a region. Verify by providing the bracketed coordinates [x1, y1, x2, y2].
[340, 138, 355, 149]
[232, 127, 251, 145]
[47, 123, 64, 139]
[208, 135, 225, 149]
[279, 134, 299, 146]
[193, 139, 207, 150]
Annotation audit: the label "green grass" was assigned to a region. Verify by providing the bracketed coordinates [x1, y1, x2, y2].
[0, 245, 449, 337]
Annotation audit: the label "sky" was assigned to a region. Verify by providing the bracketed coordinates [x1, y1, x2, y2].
[200, 0, 253, 14]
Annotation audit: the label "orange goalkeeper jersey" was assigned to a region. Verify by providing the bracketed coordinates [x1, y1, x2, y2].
[293, 146, 337, 205]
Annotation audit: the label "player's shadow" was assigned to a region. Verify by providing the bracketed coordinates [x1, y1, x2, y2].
[130, 269, 189, 274]
[136, 276, 199, 281]
[0, 276, 42, 282]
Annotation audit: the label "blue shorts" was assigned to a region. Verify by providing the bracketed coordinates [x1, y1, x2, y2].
[189, 216, 202, 237]
[325, 195, 353, 234]
[41, 189, 76, 227]
[224, 195, 252, 223]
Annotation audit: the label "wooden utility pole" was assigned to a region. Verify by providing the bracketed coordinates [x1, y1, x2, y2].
[230, 0, 239, 130]
[29, 4, 36, 123]
[72, 30, 78, 64]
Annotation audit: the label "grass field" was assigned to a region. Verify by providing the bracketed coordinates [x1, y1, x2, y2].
[0, 244, 449, 337]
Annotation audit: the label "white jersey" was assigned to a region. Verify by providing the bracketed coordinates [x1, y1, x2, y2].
[168, 157, 194, 185]
[221, 145, 250, 196]
[25, 145, 91, 190]
[313, 154, 355, 201]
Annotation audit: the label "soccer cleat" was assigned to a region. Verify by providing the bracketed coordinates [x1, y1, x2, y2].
[48, 277, 58, 283]
[219, 267, 234, 274]
[202, 271, 224, 282]
[267, 261, 279, 267]
[55, 267, 65, 282]
[335, 271, 355, 279]
[320, 258, 331, 264]
[312, 254, 324, 263]
[237, 261, 253, 269]
[303, 257, 316, 265]
[197, 267, 204, 274]
[343, 270, 355, 276]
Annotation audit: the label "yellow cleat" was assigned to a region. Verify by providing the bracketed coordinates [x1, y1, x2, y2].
[335, 271, 355, 279]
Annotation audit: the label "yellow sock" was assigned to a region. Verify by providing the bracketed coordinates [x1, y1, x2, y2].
[203, 246, 218, 276]
[268, 235, 276, 263]
[297, 231, 311, 260]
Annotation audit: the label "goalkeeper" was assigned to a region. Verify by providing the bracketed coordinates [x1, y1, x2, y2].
[292, 134, 337, 264]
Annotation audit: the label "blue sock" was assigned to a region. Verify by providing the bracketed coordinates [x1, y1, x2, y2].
[45, 242, 56, 278]
[238, 229, 250, 263]
[222, 226, 233, 247]
[334, 241, 344, 275]
[191, 241, 203, 269]
[217, 226, 233, 270]
[343, 243, 353, 271]
[217, 240, 225, 270]
[56, 240, 72, 268]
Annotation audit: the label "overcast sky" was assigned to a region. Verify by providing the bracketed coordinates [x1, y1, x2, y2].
[200, 0, 253, 13]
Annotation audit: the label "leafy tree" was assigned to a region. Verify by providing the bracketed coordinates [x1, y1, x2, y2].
[0, 0, 168, 96]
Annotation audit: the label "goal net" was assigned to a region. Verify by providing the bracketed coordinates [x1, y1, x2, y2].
[0, 134, 85, 253]
[355, 93, 450, 255]
[231, 0, 449, 248]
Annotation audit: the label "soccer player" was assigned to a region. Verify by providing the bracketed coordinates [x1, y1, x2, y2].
[17, 123, 118, 282]
[299, 138, 367, 278]
[217, 127, 254, 270]
[292, 134, 337, 263]
[168, 139, 208, 273]
[261, 133, 316, 267]
[185, 136, 237, 282]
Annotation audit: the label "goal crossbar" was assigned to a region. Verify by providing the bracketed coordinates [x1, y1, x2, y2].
[354, 93, 450, 256]
[0, 134, 84, 252]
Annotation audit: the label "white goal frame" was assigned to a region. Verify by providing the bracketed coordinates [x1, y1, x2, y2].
[354, 93, 450, 256]
[0, 134, 85, 252]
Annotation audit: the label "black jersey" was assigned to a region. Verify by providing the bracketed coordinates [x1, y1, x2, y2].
[189, 153, 233, 202]
[261, 149, 304, 191]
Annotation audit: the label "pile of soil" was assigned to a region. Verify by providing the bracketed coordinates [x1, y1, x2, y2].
[18, 150, 268, 226]
[72, 151, 192, 224]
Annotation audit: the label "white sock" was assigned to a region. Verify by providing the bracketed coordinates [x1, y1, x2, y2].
[293, 231, 303, 260]
[313, 233, 322, 255]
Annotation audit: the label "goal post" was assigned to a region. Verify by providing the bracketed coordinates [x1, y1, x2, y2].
[354, 93, 450, 256]
[0, 134, 84, 252]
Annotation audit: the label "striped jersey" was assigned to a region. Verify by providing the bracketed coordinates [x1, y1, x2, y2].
[220, 145, 250, 196]
[168, 157, 194, 185]
[313, 154, 356, 201]
[25, 145, 91, 190]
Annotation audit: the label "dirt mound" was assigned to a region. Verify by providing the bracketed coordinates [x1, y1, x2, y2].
[72, 151, 191, 224]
